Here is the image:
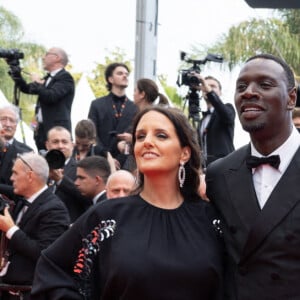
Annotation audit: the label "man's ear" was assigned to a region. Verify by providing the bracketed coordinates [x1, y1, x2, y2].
[108, 76, 114, 85]
[287, 87, 297, 110]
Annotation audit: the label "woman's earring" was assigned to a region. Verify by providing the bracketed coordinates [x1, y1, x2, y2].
[178, 162, 186, 188]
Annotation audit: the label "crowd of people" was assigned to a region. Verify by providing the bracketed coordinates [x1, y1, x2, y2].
[0, 47, 299, 299]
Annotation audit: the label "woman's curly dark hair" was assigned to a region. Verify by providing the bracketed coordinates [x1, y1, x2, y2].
[131, 106, 202, 201]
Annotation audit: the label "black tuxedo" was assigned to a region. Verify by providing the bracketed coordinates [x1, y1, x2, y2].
[1, 188, 70, 286]
[55, 157, 91, 222]
[0, 139, 33, 185]
[88, 93, 138, 163]
[206, 144, 300, 299]
[11, 139, 33, 154]
[14, 69, 75, 150]
[96, 192, 107, 203]
[199, 91, 235, 166]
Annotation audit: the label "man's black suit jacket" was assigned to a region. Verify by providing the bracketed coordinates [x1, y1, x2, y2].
[0, 139, 33, 185]
[2, 188, 70, 285]
[88, 93, 138, 159]
[15, 69, 75, 149]
[206, 144, 300, 299]
[199, 91, 235, 166]
[55, 157, 91, 222]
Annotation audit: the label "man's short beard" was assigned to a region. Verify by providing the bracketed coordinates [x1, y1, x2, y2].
[242, 122, 265, 133]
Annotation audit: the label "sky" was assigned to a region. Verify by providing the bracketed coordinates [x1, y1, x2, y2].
[1, 0, 273, 147]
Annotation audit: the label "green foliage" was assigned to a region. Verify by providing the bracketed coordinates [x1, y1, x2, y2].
[87, 47, 132, 98]
[0, 6, 23, 43]
[0, 6, 49, 124]
[158, 74, 181, 108]
[191, 10, 300, 77]
[279, 9, 300, 35]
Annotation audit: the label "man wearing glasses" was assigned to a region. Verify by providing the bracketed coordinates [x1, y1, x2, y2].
[0, 152, 70, 300]
[0, 104, 33, 186]
[9, 47, 75, 151]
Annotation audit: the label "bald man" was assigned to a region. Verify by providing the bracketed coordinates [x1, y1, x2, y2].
[106, 170, 136, 199]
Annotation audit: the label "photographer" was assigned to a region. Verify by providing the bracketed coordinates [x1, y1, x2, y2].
[0, 152, 69, 300]
[9, 47, 74, 151]
[193, 73, 235, 168]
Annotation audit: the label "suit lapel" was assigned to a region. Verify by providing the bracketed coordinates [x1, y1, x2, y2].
[226, 163, 260, 229]
[225, 145, 260, 228]
[19, 189, 49, 226]
[205, 112, 216, 130]
[240, 147, 300, 261]
[46, 69, 64, 88]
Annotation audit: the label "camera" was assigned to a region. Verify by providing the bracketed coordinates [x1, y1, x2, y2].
[0, 48, 24, 65]
[0, 48, 24, 82]
[39, 149, 66, 169]
[0, 48, 24, 72]
[179, 70, 201, 87]
[0, 194, 10, 215]
[177, 52, 223, 126]
[177, 52, 223, 88]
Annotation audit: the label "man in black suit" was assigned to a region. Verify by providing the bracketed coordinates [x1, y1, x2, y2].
[10, 47, 74, 151]
[206, 53, 300, 299]
[75, 156, 111, 205]
[0, 104, 33, 185]
[195, 74, 235, 168]
[45, 126, 91, 222]
[0, 152, 70, 300]
[88, 62, 138, 168]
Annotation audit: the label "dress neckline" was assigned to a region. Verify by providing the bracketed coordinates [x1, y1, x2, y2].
[138, 194, 185, 211]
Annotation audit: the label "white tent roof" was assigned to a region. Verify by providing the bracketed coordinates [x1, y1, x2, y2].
[71, 74, 96, 138]
[0, 89, 37, 152]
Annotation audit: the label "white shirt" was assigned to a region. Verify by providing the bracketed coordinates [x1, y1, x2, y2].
[250, 127, 300, 209]
[200, 107, 214, 136]
[93, 190, 106, 205]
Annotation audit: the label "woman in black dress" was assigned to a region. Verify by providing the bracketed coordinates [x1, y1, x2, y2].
[31, 106, 224, 300]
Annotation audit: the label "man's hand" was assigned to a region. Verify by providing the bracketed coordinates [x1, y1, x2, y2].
[0, 207, 15, 233]
[30, 73, 45, 84]
[49, 168, 64, 182]
[191, 73, 212, 94]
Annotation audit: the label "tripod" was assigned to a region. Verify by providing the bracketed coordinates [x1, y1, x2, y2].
[182, 88, 207, 170]
[8, 64, 27, 145]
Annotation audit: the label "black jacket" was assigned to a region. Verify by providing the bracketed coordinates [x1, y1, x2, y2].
[199, 91, 235, 166]
[2, 188, 70, 285]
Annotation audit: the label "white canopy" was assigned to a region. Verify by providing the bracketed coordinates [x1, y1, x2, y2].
[71, 74, 96, 138]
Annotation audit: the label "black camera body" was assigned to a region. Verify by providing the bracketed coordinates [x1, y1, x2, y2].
[39, 149, 66, 169]
[0, 48, 24, 66]
[177, 52, 223, 88]
[0, 48, 24, 82]
[178, 69, 201, 87]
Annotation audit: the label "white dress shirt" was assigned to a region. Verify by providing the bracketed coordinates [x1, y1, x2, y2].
[250, 127, 300, 209]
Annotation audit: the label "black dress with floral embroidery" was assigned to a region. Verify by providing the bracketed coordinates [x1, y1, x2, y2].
[31, 195, 224, 300]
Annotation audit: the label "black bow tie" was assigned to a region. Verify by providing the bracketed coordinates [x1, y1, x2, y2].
[44, 73, 52, 80]
[19, 197, 31, 208]
[202, 110, 212, 117]
[246, 155, 281, 169]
